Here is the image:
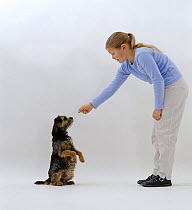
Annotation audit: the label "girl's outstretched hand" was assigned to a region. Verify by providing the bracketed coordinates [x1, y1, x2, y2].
[78, 103, 94, 114]
[152, 109, 162, 120]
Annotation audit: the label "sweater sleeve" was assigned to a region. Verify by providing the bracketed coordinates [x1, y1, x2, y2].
[90, 65, 130, 108]
[137, 52, 165, 110]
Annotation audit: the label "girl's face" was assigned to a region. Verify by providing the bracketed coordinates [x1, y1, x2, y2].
[107, 45, 127, 63]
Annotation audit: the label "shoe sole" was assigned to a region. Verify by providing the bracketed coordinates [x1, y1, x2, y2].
[142, 184, 172, 187]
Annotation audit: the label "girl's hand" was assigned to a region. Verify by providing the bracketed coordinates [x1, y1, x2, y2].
[78, 103, 94, 114]
[152, 109, 162, 120]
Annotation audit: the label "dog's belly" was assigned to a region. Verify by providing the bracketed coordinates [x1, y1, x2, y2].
[62, 162, 76, 181]
[48, 154, 75, 176]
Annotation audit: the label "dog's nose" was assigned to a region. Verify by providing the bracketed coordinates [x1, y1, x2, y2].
[70, 117, 73, 120]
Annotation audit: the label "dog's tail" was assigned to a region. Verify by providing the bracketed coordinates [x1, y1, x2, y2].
[34, 178, 51, 185]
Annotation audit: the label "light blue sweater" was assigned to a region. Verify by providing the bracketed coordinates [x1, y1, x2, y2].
[90, 47, 182, 110]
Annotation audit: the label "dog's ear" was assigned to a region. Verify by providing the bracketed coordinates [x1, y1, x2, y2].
[52, 125, 58, 136]
[52, 116, 62, 136]
[54, 116, 62, 124]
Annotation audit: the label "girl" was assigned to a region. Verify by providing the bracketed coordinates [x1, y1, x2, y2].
[78, 32, 188, 187]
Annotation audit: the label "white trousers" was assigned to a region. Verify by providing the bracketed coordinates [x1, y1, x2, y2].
[152, 77, 188, 180]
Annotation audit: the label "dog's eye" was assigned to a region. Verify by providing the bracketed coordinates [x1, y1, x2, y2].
[64, 117, 67, 121]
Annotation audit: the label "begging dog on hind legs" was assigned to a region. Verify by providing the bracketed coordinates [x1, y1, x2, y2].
[34, 115, 85, 186]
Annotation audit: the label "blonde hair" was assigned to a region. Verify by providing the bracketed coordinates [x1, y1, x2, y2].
[105, 32, 162, 52]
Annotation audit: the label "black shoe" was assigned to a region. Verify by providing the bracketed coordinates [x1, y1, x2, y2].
[141, 175, 172, 187]
[137, 174, 156, 185]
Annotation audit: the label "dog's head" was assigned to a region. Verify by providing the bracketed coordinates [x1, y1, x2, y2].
[53, 115, 74, 131]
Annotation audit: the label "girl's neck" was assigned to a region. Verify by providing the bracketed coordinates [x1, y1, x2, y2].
[126, 48, 135, 64]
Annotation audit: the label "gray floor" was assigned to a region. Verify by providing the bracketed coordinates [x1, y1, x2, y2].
[1, 169, 192, 210]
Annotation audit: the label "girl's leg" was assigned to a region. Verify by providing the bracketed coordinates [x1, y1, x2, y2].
[155, 78, 188, 180]
[152, 121, 160, 176]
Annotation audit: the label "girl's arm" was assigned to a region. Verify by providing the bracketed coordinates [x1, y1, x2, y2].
[78, 67, 130, 114]
[137, 52, 165, 110]
[89, 68, 130, 109]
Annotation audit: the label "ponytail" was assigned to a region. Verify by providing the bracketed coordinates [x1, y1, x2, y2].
[127, 33, 135, 49]
[134, 43, 162, 52]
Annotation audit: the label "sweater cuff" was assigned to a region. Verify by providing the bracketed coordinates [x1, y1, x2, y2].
[89, 100, 97, 109]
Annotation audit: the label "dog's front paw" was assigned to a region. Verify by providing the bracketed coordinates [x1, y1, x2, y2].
[60, 151, 66, 158]
[71, 156, 77, 163]
[79, 157, 85, 162]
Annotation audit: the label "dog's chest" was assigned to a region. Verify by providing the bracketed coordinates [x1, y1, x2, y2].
[53, 141, 73, 151]
[61, 141, 73, 150]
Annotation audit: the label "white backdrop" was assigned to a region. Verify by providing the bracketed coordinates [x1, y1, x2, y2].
[0, 0, 192, 182]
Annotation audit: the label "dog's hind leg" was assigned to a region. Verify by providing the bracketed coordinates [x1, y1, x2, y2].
[51, 170, 63, 186]
[61, 169, 75, 185]
[66, 181, 75, 185]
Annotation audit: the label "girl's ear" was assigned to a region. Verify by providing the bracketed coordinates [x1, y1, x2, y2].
[121, 44, 127, 50]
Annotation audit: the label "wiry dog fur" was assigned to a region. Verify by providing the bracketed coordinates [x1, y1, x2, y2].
[34, 115, 85, 186]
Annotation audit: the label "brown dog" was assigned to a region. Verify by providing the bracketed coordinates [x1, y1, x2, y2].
[34, 115, 85, 186]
